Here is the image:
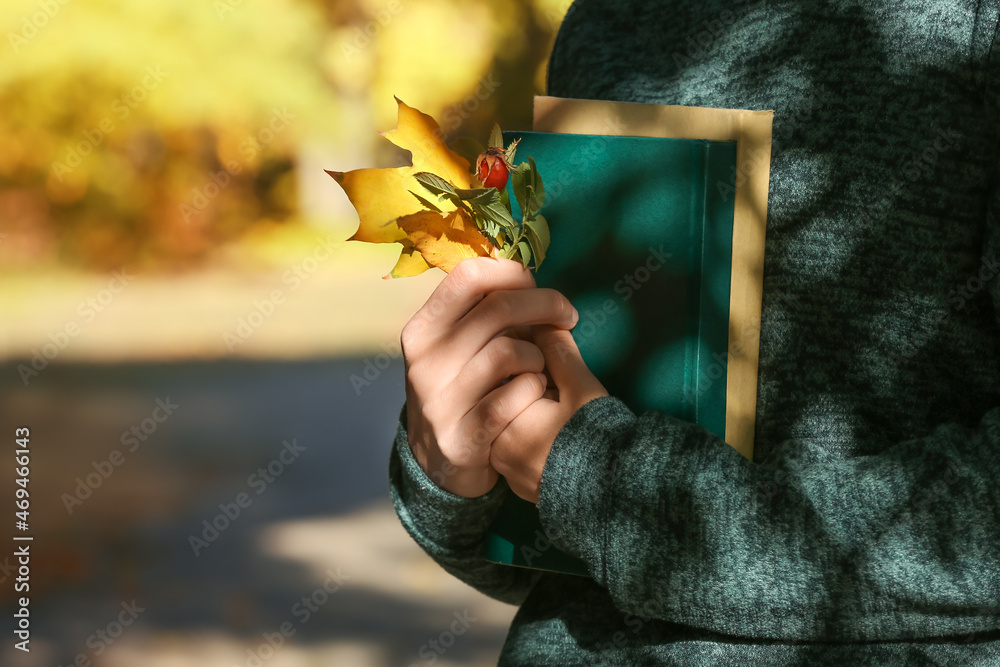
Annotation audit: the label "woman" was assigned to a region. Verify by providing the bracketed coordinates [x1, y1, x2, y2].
[391, 0, 1000, 663]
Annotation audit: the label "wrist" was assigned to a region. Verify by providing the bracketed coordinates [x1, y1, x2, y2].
[411, 443, 499, 498]
[439, 466, 500, 498]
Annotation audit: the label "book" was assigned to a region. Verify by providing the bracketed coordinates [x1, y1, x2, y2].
[482, 96, 774, 576]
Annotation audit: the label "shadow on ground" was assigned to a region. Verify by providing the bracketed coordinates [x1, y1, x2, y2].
[0, 357, 514, 666]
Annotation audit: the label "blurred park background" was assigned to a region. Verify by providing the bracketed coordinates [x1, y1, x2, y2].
[0, 0, 573, 664]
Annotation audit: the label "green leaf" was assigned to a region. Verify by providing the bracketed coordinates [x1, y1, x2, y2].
[488, 123, 503, 150]
[498, 242, 517, 260]
[409, 190, 443, 212]
[413, 172, 476, 212]
[504, 138, 520, 165]
[517, 240, 532, 268]
[451, 186, 517, 238]
[473, 207, 511, 251]
[529, 156, 545, 209]
[470, 209, 498, 246]
[413, 172, 457, 197]
[455, 187, 500, 204]
[482, 228, 500, 248]
[524, 214, 549, 269]
[523, 157, 545, 217]
[452, 136, 487, 165]
[510, 162, 530, 217]
[472, 198, 518, 234]
[525, 191, 537, 218]
[525, 234, 543, 269]
[525, 214, 549, 248]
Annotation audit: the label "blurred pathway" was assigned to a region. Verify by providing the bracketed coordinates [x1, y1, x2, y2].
[0, 357, 516, 667]
[0, 241, 441, 361]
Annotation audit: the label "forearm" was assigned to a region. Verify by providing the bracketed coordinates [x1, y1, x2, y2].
[389, 404, 543, 605]
[537, 396, 1000, 641]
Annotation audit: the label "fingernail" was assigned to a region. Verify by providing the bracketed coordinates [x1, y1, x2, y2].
[536, 373, 548, 387]
[571, 307, 579, 327]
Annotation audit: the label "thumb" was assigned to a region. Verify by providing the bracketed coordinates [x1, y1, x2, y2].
[533, 325, 607, 400]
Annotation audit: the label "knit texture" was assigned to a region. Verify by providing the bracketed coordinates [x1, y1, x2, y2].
[389, 0, 1000, 663]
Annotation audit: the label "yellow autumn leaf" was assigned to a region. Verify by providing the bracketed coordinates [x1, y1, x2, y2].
[385, 243, 434, 279]
[327, 98, 493, 277]
[396, 208, 494, 274]
[325, 167, 415, 244]
[382, 97, 473, 190]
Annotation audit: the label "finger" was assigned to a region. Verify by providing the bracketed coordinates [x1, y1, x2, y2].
[507, 324, 533, 341]
[455, 371, 548, 455]
[404, 258, 535, 352]
[533, 325, 607, 400]
[446, 288, 579, 363]
[489, 396, 552, 486]
[445, 337, 545, 419]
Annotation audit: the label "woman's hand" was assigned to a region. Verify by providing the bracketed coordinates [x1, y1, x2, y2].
[489, 325, 609, 504]
[401, 257, 579, 498]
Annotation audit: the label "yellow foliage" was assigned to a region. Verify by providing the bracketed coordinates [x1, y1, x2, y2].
[395, 209, 494, 274]
[327, 168, 418, 244]
[330, 98, 492, 278]
[381, 97, 473, 190]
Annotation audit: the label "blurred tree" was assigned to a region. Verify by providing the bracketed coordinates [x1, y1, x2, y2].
[0, 0, 571, 272]
[0, 0, 336, 271]
[321, 0, 568, 161]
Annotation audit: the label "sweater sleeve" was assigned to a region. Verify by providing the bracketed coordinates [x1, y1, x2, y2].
[388, 403, 543, 605]
[537, 396, 1000, 642]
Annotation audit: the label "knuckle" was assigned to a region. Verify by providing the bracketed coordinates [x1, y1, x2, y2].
[449, 258, 486, 290]
[403, 363, 417, 389]
[418, 397, 441, 428]
[485, 336, 517, 368]
[526, 342, 546, 369]
[399, 325, 416, 356]
[490, 430, 517, 476]
[403, 363, 419, 392]
[454, 434, 479, 459]
[480, 291, 514, 324]
[470, 423, 492, 449]
[400, 318, 426, 357]
[488, 443, 502, 471]
[524, 371, 547, 397]
[481, 395, 508, 432]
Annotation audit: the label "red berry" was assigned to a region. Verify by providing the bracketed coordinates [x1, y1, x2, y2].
[476, 148, 510, 191]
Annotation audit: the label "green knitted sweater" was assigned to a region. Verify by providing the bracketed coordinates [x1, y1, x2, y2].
[389, 0, 1000, 663]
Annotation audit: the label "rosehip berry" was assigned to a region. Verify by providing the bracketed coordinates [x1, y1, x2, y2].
[476, 147, 511, 191]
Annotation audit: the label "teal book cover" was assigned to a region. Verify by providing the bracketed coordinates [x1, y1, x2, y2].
[483, 130, 739, 577]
